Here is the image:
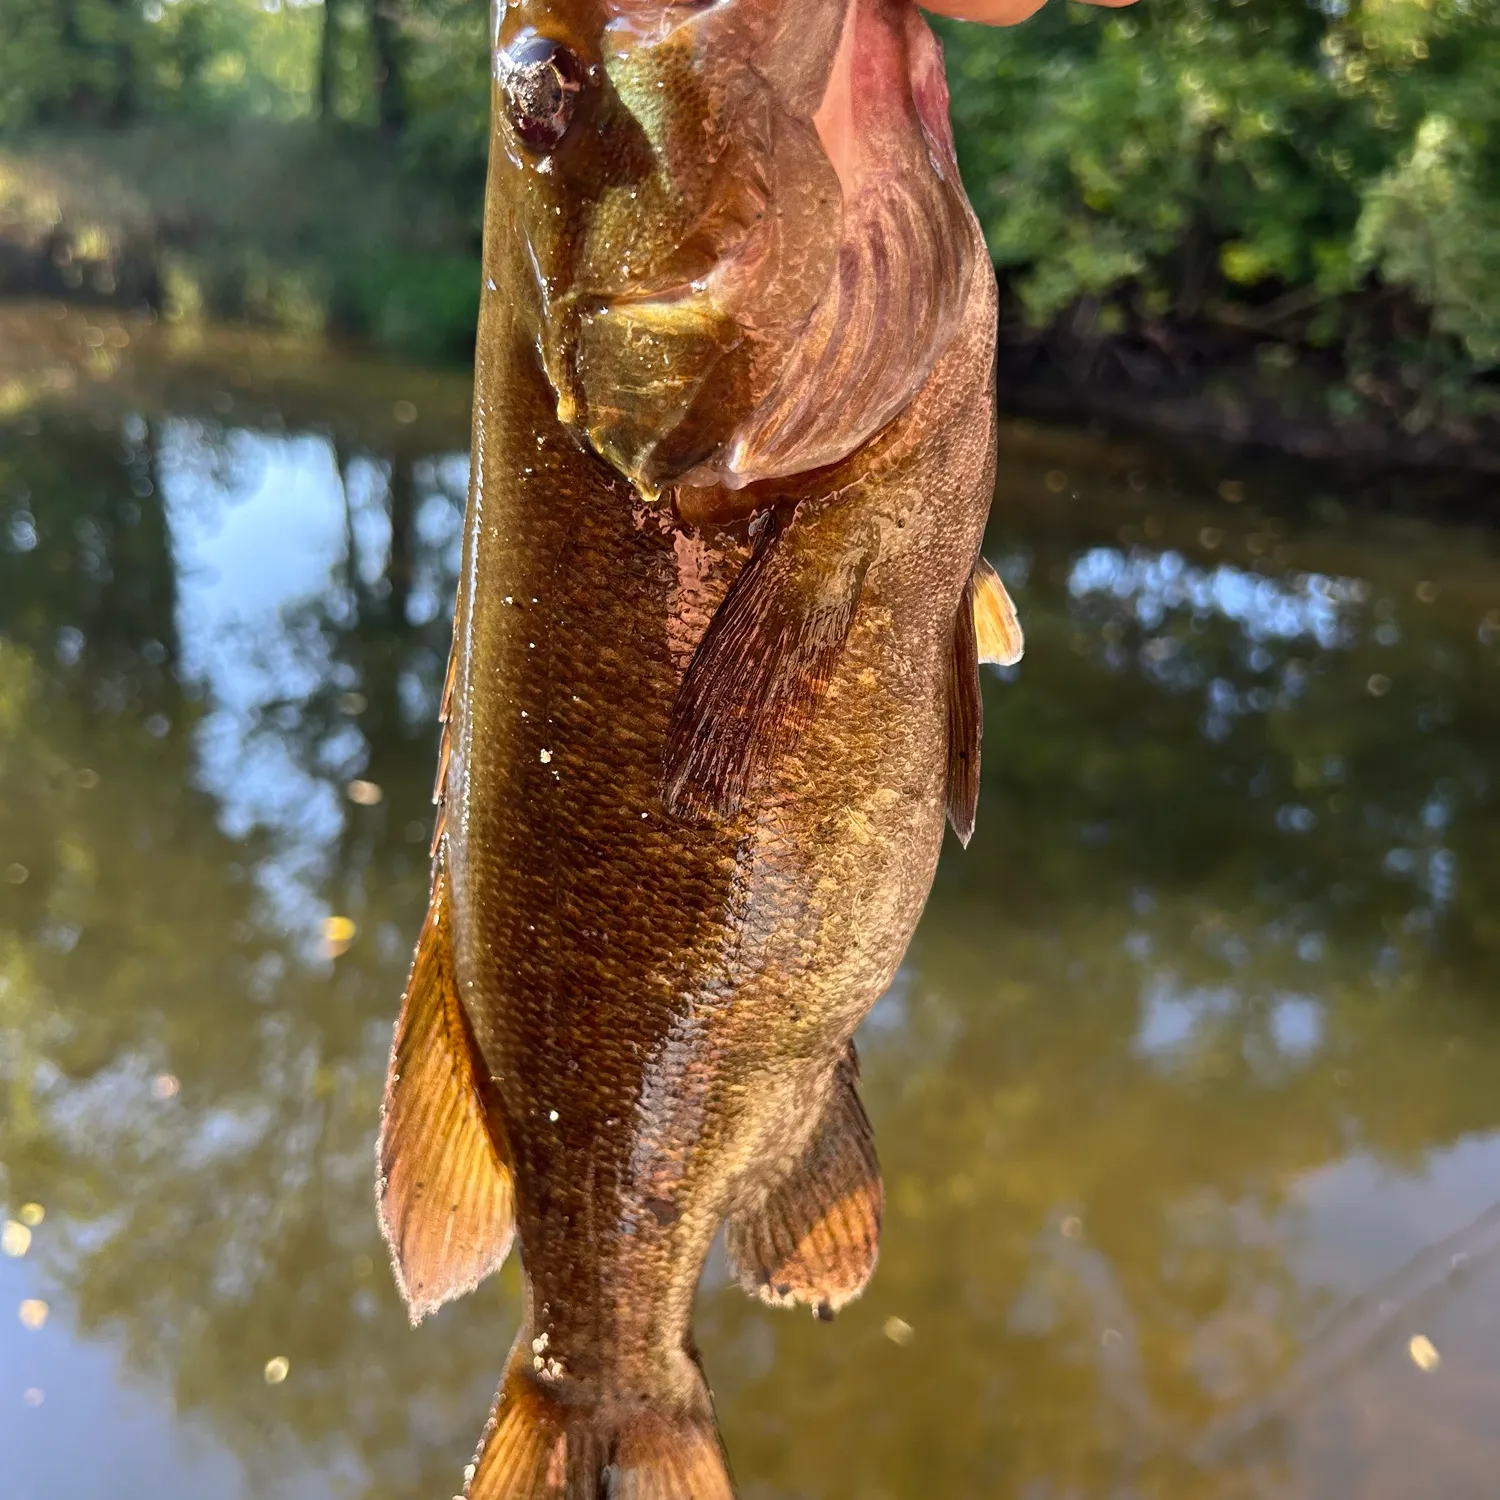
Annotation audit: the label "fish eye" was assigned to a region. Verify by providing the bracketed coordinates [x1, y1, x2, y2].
[498, 33, 585, 152]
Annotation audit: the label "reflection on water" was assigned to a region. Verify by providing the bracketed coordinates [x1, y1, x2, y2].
[3, 328, 1500, 1500]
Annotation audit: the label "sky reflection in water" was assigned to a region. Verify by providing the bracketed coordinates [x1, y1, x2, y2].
[2, 353, 1499, 1500]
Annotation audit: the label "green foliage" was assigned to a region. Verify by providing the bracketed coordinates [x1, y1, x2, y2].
[0, 0, 320, 128]
[1354, 114, 1500, 367]
[335, 248, 482, 358]
[939, 0, 1500, 388]
[0, 0, 488, 355]
[0, 119, 479, 354]
[0, 0, 488, 132]
[2, 0, 1500, 390]
[399, 0, 490, 185]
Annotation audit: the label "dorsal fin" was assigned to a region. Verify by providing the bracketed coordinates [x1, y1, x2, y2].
[972, 555, 1024, 667]
[378, 868, 515, 1323]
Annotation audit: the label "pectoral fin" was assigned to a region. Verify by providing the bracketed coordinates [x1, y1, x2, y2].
[378, 869, 515, 1324]
[972, 555, 1024, 667]
[663, 507, 869, 820]
[946, 572, 983, 847]
[726, 1050, 882, 1317]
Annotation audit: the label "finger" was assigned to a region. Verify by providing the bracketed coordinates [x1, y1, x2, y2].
[920, 0, 1047, 20]
[921, 0, 1135, 22]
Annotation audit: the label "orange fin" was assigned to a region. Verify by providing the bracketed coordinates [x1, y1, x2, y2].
[662, 508, 868, 820]
[466, 1339, 734, 1500]
[972, 555, 1024, 667]
[726, 1051, 882, 1318]
[945, 572, 982, 847]
[378, 868, 514, 1324]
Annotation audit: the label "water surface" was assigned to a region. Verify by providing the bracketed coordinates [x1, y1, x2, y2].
[3, 308, 1499, 1500]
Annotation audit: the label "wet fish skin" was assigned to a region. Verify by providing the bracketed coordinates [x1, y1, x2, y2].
[377, 2, 1005, 1495]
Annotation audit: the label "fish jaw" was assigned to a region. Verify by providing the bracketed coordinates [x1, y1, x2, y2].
[490, 0, 979, 497]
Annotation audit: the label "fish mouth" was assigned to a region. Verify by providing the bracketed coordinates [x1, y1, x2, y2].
[596, 278, 713, 312]
[527, 223, 758, 490]
[568, 303, 750, 493]
[549, 216, 779, 490]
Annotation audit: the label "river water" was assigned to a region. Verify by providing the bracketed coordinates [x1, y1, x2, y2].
[2, 307, 1499, 1500]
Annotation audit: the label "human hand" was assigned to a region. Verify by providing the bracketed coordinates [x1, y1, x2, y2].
[921, 0, 1136, 22]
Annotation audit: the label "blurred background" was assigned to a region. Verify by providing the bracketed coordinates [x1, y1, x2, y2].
[1, 0, 1498, 457]
[3, 4, 1500, 1500]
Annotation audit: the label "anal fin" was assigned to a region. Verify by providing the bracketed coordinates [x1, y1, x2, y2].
[378, 867, 515, 1323]
[946, 571, 982, 847]
[972, 555, 1024, 667]
[726, 1051, 882, 1317]
[662, 506, 870, 821]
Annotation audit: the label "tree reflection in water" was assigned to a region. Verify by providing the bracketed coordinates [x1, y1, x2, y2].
[2, 355, 1499, 1500]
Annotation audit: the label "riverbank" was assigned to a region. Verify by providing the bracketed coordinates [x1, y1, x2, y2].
[0, 123, 483, 361]
[3, 123, 1499, 479]
[994, 305, 1500, 480]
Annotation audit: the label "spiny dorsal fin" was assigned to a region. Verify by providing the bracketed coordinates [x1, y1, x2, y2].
[726, 1049, 882, 1318]
[972, 555, 1024, 667]
[946, 572, 982, 847]
[662, 507, 868, 821]
[378, 868, 515, 1324]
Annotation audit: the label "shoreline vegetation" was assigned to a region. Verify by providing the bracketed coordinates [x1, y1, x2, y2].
[1, 0, 1497, 474]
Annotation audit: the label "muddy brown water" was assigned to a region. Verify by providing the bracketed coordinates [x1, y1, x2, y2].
[2, 308, 1500, 1500]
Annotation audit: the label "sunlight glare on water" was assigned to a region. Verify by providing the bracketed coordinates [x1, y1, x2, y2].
[1, 328, 1499, 1500]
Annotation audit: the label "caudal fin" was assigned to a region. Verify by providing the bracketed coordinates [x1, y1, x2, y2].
[465, 1341, 734, 1500]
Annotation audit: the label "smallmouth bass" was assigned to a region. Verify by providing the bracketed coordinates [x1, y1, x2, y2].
[377, 2, 1025, 1495]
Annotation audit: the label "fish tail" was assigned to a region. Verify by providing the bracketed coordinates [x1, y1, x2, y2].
[465, 1333, 735, 1500]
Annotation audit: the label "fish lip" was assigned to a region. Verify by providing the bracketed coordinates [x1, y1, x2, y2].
[559, 280, 728, 329]
[596, 279, 704, 310]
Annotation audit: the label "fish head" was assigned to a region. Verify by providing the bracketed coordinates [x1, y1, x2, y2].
[490, 0, 979, 495]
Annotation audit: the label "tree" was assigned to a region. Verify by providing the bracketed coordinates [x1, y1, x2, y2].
[318, 0, 340, 121]
[367, 0, 406, 135]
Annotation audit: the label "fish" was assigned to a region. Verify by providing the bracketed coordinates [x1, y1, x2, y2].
[376, 1, 1025, 1496]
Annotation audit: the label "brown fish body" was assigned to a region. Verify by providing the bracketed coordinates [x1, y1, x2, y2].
[377, 2, 1017, 1494]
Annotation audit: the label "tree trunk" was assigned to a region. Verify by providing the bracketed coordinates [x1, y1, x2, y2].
[318, 0, 338, 121]
[176, 4, 210, 99]
[368, 0, 407, 136]
[1177, 130, 1222, 323]
[104, 0, 137, 125]
[54, 0, 101, 121]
